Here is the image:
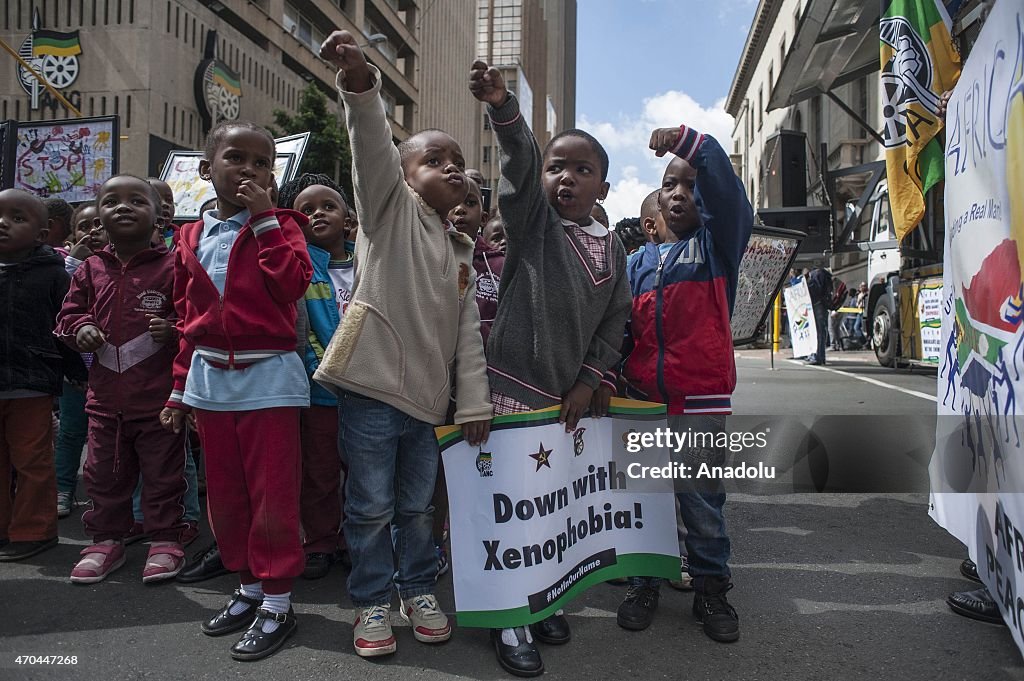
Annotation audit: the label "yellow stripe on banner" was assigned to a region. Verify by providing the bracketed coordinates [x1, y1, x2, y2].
[837, 307, 861, 314]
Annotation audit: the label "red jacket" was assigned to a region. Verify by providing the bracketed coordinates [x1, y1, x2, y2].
[55, 246, 177, 420]
[167, 209, 312, 409]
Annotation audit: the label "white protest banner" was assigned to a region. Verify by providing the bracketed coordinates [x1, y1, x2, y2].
[784, 279, 817, 358]
[439, 399, 680, 628]
[929, 0, 1024, 655]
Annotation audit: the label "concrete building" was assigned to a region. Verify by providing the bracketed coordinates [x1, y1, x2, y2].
[474, 0, 577, 188]
[0, 0, 480, 179]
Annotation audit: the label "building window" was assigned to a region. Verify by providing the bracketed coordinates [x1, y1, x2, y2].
[758, 87, 763, 130]
[483, 113, 491, 131]
[482, 146, 491, 163]
[780, 34, 787, 68]
[768, 64, 774, 91]
[855, 77, 869, 139]
[101, 96, 107, 116]
[126, 95, 131, 128]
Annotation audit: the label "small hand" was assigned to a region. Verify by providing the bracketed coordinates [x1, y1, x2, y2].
[650, 127, 682, 157]
[469, 60, 508, 107]
[590, 383, 614, 418]
[463, 419, 492, 447]
[319, 30, 372, 92]
[235, 180, 274, 216]
[560, 381, 594, 432]
[147, 315, 176, 345]
[76, 324, 106, 352]
[159, 407, 188, 434]
[936, 90, 953, 121]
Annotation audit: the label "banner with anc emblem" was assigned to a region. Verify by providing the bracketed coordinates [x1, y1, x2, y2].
[784, 279, 818, 358]
[880, 0, 962, 241]
[929, 0, 1024, 655]
[438, 399, 681, 628]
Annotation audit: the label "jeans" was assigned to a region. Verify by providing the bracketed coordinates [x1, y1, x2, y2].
[338, 391, 439, 606]
[55, 382, 88, 494]
[132, 438, 200, 523]
[631, 414, 731, 590]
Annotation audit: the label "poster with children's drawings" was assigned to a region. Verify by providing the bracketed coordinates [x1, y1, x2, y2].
[732, 225, 803, 346]
[437, 399, 680, 628]
[159, 133, 309, 220]
[784, 279, 817, 358]
[13, 115, 119, 202]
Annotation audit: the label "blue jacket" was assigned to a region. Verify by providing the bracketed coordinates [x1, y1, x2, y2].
[303, 243, 354, 406]
[622, 130, 753, 415]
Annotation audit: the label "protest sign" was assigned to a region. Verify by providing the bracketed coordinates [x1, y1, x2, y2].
[438, 399, 680, 628]
[13, 115, 118, 202]
[784, 279, 817, 358]
[732, 225, 803, 345]
[929, 0, 1024, 655]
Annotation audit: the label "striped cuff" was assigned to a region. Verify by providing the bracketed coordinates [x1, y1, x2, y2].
[670, 124, 705, 163]
[488, 93, 522, 127]
[600, 371, 617, 393]
[250, 212, 281, 236]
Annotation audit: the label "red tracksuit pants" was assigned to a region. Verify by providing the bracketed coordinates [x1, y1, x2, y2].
[83, 414, 188, 543]
[196, 407, 303, 594]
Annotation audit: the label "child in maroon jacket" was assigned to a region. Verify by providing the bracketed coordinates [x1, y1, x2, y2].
[55, 175, 186, 584]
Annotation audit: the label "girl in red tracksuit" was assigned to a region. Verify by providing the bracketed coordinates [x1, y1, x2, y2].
[159, 121, 312, 662]
[56, 174, 187, 585]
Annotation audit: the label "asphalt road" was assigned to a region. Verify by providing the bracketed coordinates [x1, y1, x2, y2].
[1, 349, 1020, 680]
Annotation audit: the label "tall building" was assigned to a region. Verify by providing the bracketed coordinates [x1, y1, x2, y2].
[0, 0, 478, 179]
[474, 0, 576, 188]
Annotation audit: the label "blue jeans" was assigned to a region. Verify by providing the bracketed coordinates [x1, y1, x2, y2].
[631, 414, 731, 590]
[338, 391, 439, 606]
[55, 382, 88, 494]
[132, 438, 200, 523]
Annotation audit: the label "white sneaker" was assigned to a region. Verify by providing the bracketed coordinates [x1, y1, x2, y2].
[353, 605, 396, 657]
[400, 594, 452, 643]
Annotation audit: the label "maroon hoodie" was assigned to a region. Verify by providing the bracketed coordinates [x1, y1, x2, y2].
[55, 245, 176, 420]
[473, 235, 505, 347]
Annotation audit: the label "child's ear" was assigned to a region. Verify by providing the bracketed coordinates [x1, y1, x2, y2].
[481, 210, 490, 226]
[598, 181, 610, 202]
[198, 159, 212, 181]
[642, 216, 657, 237]
[36, 226, 48, 244]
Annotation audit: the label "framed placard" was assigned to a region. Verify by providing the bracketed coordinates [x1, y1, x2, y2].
[732, 224, 805, 346]
[273, 132, 310, 177]
[13, 115, 119, 202]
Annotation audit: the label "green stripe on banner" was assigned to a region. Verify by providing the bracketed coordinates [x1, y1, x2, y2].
[609, 403, 666, 416]
[455, 553, 680, 628]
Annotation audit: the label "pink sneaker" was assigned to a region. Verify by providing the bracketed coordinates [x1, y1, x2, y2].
[142, 542, 185, 583]
[180, 521, 200, 547]
[70, 541, 126, 584]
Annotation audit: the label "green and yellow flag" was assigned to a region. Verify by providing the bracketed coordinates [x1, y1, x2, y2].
[32, 29, 82, 57]
[879, 0, 961, 241]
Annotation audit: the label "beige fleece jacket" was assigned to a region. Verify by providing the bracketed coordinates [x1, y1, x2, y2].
[313, 67, 492, 426]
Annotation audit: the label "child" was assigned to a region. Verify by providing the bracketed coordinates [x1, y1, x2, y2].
[159, 120, 312, 662]
[54, 202, 107, 519]
[277, 173, 355, 581]
[147, 178, 176, 247]
[615, 125, 753, 643]
[449, 177, 488, 240]
[0, 189, 67, 562]
[470, 60, 632, 677]
[44, 197, 73, 250]
[55, 175, 187, 584]
[317, 30, 492, 659]
[474, 215, 506, 346]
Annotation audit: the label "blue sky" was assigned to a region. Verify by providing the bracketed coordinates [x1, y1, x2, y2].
[575, 0, 757, 224]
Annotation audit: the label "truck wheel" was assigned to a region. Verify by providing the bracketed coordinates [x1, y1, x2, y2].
[873, 294, 896, 367]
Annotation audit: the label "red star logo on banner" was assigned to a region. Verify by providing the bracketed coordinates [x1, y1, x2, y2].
[530, 442, 553, 471]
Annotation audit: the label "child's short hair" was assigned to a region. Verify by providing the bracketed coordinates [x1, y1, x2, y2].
[97, 173, 163, 210]
[277, 173, 351, 210]
[1, 189, 48, 227]
[543, 129, 610, 181]
[614, 217, 646, 252]
[397, 128, 447, 166]
[203, 120, 276, 159]
[70, 202, 95, 226]
[44, 197, 73, 225]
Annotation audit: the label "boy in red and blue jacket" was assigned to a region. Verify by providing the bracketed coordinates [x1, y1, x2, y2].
[617, 125, 753, 644]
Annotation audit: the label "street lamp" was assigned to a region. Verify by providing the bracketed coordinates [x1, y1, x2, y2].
[361, 33, 388, 49]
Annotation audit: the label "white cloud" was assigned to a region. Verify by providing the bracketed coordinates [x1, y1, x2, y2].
[578, 91, 735, 226]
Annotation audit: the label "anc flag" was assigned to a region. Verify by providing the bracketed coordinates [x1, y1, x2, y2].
[880, 0, 961, 241]
[212, 65, 241, 97]
[32, 29, 82, 57]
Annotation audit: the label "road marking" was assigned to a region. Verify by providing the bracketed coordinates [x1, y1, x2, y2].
[734, 552, 963, 578]
[793, 598, 948, 616]
[748, 526, 813, 536]
[786, 360, 937, 402]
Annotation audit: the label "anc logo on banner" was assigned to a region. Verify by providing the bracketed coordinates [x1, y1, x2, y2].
[194, 58, 242, 129]
[880, 0, 961, 242]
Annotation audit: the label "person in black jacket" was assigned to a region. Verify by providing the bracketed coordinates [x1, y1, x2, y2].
[0, 189, 71, 562]
[805, 265, 833, 365]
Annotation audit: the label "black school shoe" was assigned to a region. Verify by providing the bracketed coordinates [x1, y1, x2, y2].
[203, 590, 263, 636]
[492, 627, 544, 677]
[230, 608, 297, 661]
[0, 537, 58, 561]
[960, 558, 982, 583]
[693, 576, 740, 642]
[530, 613, 571, 645]
[177, 542, 230, 583]
[301, 552, 333, 580]
[947, 587, 1005, 625]
[617, 584, 660, 631]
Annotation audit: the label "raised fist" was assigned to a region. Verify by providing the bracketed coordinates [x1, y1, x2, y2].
[469, 60, 508, 108]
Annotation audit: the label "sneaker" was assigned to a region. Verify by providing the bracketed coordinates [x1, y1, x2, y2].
[123, 521, 150, 545]
[353, 605, 397, 657]
[400, 594, 452, 643]
[302, 552, 334, 580]
[617, 583, 660, 631]
[668, 556, 694, 591]
[70, 540, 126, 583]
[693, 577, 739, 642]
[56, 491, 74, 519]
[141, 541, 186, 583]
[436, 544, 450, 578]
[0, 537, 58, 561]
[180, 521, 200, 547]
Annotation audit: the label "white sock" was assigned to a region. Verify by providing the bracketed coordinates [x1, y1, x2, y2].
[501, 626, 533, 646]
[260, 592, 291, 633]
[231, 582, 263, 616]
